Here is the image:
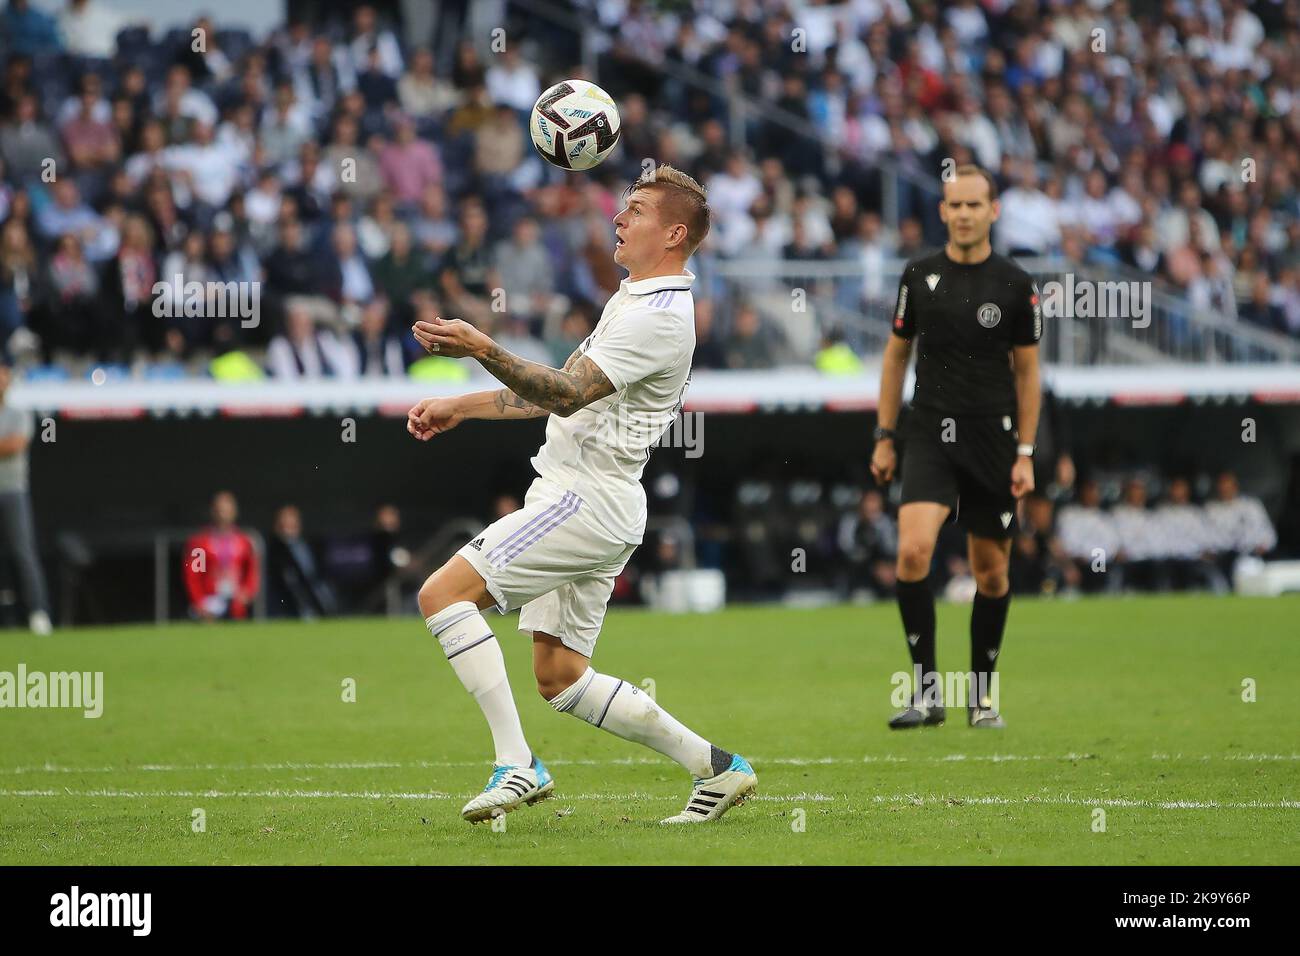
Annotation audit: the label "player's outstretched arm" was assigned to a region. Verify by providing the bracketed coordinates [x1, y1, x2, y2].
[412, 318, 614, 417]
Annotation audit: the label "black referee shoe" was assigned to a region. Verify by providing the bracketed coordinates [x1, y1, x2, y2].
[968, 706, 1005, 729]
[888, 705, 946, 729]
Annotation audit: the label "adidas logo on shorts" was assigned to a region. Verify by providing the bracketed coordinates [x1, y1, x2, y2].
[468, 537, 485, 551]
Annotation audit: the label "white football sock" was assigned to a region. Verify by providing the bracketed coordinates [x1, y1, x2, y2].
[426, 602, 532, 768]
[550, 667, 722, 779]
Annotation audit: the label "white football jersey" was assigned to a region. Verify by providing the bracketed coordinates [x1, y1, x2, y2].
[530, 270, 696, 544]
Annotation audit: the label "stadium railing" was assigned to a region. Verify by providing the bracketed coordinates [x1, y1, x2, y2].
[703, 256, 1300, 366]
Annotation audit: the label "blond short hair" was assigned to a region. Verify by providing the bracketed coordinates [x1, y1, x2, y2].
[625, 164, 711, 256]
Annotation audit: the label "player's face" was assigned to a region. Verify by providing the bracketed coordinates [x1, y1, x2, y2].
[939, 175, 999, 250]
[612, 190, 672, 272]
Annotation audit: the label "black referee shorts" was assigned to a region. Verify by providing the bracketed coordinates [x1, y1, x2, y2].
[899, 408, 1019, 539]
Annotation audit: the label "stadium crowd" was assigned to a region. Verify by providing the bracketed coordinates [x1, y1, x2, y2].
[0, 0, 1298, 383]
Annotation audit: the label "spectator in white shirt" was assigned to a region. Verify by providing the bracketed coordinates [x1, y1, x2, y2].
[833, 21, 874, 93]
[996, 159, 1061, 256]
[485, 46, 540, 114]
[855, 211, 891, 305]
[58, 0, 123, 59]
[708, 152, 764, 244]
[1215, 0, 1265, 70]
[1154, 477, 1228, 592]
[728, 196, 785, 278]
[955, 93, 1001, 170]
[1204, 471, 1277, 579]
[945, 0, 989, 47]
[1056, 479, 1122, 592]
[163, 122, 239, 210]
[1111, 477, 1162, 591]
[267, 302, 354, 379]
[1107, 167, 1145, 232]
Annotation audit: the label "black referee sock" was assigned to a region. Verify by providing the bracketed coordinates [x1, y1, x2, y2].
[896, 577, 938, 708]
[970, 589, 1010, 709]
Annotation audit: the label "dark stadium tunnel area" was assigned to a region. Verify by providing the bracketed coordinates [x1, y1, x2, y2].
[20, 401, 1300, 624]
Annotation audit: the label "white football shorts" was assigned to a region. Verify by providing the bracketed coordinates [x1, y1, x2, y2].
[456, 477, 636, 658]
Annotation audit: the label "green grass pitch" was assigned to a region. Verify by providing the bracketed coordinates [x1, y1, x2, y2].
[2, 595, 1297, 865]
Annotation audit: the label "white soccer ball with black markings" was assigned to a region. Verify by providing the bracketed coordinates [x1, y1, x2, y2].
[529, 79, 622, 171]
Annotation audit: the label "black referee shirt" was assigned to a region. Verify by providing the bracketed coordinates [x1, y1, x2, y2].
[891, 249, 1041, 416]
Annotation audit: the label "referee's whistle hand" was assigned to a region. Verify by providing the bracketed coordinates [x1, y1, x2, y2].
[1010, 457, 1035, 498]
[870, 443, 896, 484]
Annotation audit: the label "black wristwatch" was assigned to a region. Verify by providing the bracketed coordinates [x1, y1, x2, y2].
[873, 426, 897, 442]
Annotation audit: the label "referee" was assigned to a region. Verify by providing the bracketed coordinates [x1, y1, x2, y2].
[870, 165, 1041, 729]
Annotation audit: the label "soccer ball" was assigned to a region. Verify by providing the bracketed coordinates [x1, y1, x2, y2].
[529, 79, 622, 171]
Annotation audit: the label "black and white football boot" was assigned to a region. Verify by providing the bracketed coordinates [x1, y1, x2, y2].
[888, 704, 946, 729]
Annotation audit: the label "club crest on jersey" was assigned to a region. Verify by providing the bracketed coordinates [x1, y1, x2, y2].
[977, 302, 1002, 328]
[925, 273, 940, 291]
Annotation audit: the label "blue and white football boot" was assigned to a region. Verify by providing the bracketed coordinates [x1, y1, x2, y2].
[661, 753, 757, 824]
[460, 756, 555, 824]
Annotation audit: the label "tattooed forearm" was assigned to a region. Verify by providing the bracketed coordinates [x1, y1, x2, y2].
[492, 388, 546, 418]
[451, 388, 548, 421]
[478, 343, 614, 417]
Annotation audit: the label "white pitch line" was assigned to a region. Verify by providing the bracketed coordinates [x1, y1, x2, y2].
[0, 790, 1294, 809]
[873, 794, 1300, 810]
[0, 789, 834, 803]
[2, 752, 1297, 775]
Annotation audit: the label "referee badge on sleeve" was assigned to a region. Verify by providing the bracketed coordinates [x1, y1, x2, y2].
[977, 302, 1002, 328]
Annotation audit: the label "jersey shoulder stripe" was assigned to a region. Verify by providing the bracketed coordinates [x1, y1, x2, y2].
[638, 286, 691, 309]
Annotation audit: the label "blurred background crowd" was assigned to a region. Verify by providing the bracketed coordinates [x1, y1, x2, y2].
[174, 463, 1283, 623]
[1, 0, 1298, 384]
